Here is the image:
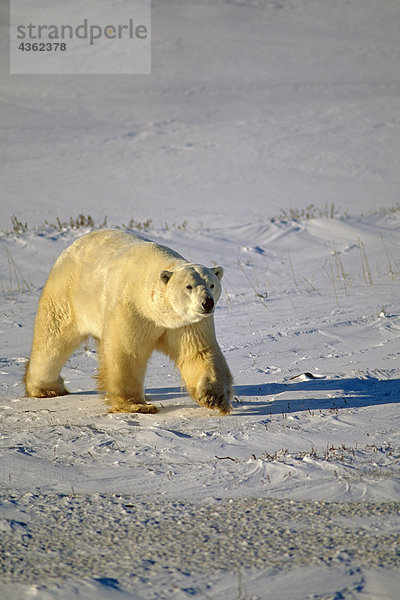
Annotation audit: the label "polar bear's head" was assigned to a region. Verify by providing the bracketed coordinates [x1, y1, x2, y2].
[157, 264, 224, 327]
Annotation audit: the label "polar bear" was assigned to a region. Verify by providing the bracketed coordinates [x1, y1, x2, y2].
[24, 229, 233, 415]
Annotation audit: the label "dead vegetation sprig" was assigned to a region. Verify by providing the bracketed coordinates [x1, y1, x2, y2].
[237, 262, 269, 310]
[48, 214, 98, 232]
[10, 215, 28, 234]
[118, 217, 153, 232]
[379, 230, 399, 280]
[368, 202, 400, 216]
[331, 243, 350, 294]
[0, 243, 33, 297]
[276, 203, 345, 222]
[252, 443, 398, 464]
[358, 237, 373, 286]
[10, 214, 102, 234]
[7, 215, 191, 235]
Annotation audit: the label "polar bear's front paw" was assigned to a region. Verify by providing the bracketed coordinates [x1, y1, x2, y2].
[197, 381, 232, 415]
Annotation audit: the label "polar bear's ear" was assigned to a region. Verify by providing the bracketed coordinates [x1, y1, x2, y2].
[212, 266, 224, 281]
[160, 270, 173, 284]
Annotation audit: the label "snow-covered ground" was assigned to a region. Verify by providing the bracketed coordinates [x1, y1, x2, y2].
[1, 0, 400, 598]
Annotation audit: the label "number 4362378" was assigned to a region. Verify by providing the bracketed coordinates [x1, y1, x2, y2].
[18, 42, 67, 51]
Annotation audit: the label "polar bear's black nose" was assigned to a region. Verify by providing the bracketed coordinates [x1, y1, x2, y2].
[202, 297, 214, 312]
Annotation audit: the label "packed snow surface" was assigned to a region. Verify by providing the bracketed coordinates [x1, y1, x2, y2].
[1, 0, 400, 598]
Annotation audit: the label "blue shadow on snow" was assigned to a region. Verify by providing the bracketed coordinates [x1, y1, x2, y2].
[232, 377, 400, 416]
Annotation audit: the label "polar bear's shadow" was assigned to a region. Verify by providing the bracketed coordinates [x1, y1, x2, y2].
[234, 377, 400, 416]
[149, 386, 187, 400]
[72, 386, 195, 415]
[146, 386, 198, 415]
[71, 377, 399, 417]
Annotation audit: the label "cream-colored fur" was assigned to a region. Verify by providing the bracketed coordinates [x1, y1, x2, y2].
[25, 229, 233, 414]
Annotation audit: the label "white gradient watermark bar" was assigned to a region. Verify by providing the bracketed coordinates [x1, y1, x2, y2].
[10, 0, 151, 74]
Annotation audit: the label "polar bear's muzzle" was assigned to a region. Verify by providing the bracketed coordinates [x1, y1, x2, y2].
[201, 296, 214, 314]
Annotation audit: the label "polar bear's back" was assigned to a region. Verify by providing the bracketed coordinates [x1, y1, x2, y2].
[57, 229, 151, 263]
[54, 229, 185, 271]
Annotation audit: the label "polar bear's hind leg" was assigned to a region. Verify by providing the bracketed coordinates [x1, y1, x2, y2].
[24, 290, 85, 398]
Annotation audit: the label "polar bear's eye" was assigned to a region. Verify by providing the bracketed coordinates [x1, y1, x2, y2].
[186, 285, 192, 290]
[210, 284, 215, 289]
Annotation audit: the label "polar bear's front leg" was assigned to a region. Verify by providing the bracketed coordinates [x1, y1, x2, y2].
[158, 322, 233, 415]
[180, 351, 233, 415]
[194, 370, 233, 415]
